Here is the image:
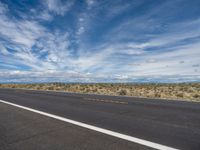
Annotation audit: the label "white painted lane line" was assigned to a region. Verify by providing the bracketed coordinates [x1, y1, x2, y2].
[0, 99, 178, 150]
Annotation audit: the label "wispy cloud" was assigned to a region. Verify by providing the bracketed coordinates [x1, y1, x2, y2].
[0, 0, 200, 83]
[44, 0, 74, 16]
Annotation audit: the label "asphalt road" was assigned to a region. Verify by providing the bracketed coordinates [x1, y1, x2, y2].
[0, 88, 200, 150]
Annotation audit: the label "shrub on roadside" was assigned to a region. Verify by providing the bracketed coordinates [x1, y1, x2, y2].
[118, 89, 127, 95]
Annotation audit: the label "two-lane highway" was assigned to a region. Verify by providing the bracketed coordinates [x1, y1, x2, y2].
[0, 88, 200, 150]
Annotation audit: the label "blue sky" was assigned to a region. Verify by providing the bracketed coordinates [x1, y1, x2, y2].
[0, 0, 200, 83]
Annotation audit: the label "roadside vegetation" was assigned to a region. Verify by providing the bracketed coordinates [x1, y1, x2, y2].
[0, 83, 199, 102]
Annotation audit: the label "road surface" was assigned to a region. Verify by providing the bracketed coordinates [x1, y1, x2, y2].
[0, 88, 199, 150]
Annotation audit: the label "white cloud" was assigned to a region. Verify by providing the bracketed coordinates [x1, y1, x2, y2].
[86, 0, 94, 6]
[70, 47, 113, 71]
[0, 70, 100, 83]
[75, 13, 90, 37]
[0, 1, 8, 14]
[77, 26, 85, 35]
[0, 3, 71, 72]
[0, 69, 199, 83]
[79, 18, 84, 22]
[0, 15, 46, 48]
[146, 59, 157, 63]
[30, 9, 53, 21]
[0, 0, 199, 83]
[45, 0, 74, 15]
[122, 43, 200, 77]
[117, 49, 145, 55]
[0, 45, 9, 55]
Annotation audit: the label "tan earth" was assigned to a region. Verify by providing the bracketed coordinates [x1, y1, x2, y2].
[0, 83, 199, 102]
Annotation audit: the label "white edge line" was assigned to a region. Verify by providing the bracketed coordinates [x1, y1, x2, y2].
[0, 99, 179, 150]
